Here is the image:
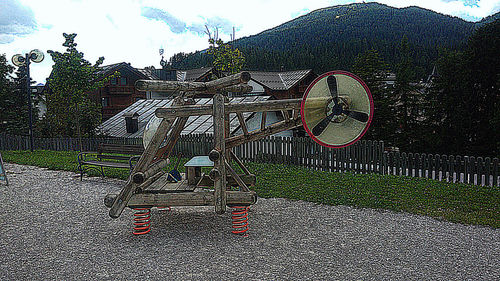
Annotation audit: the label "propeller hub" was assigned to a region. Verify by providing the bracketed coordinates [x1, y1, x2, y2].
[326, 98, 348, 123]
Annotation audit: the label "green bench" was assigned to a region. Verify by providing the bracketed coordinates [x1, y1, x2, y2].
[77, 143, 144, 180]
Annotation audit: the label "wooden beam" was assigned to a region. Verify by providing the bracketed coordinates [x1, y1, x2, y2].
[132, 159, 169, 184]
[282, 110, 290, 120]
[108, 98, 181, 218]
[221, 84, 253, 93]
[155, 98, 302, 118]
[230, 150, 251, 175]
[225, 160, 250, 192]
[104, 191, 257, 208]
[213, 94, 226, 214]
[154, 116, 188, 160]
[136, 171, 165, 192]
[261, 111, 267, 130]
[226, 117, 302, 148]
[135, 80, 205, 93]
[224, 96, 231, 163]
[205, 72, 250, 89]
[236, 112, 248, 135]
[135, 72, 250, 93]
[125, 191, 257, 208]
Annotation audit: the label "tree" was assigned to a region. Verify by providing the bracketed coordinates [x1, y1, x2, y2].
[0, 54, 15, 133]
[428, 20, 500, 156]
[205, 27, 245, 78]
[0, 54, 39, 135]
[393, 35, 426, 151]
[352, 49, 395, 144]
[40, 33, 111, 147]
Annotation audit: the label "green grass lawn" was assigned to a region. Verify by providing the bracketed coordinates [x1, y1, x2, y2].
[2, 149, 499, 228]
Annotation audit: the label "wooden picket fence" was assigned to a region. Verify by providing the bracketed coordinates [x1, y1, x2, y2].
[0, 133, 498, 186]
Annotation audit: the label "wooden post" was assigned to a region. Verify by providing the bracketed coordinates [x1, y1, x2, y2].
[224, 96, 231, 163]
[213, 94, 226, 214]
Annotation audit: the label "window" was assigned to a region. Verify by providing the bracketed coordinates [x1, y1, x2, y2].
[110, 77, 117, 85]
[120, 77, 127, 85]
[102, 97, 110, 107]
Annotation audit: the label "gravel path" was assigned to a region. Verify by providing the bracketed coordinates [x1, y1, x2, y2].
[0, 163, 498, 280]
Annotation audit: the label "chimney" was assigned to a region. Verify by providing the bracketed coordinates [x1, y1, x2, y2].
[124, 112, 139, 134]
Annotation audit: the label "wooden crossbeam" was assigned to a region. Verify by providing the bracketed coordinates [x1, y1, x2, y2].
[226, 117, 302, 148]
[135, 72, 250, 93]
[155, 98, 302, 118]
[128, 191, 257, 208]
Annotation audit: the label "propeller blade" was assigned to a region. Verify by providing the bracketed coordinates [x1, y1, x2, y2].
[327, 75, 338, 99]
[312, 113, 335, 136]
[344, 110, 369, 122]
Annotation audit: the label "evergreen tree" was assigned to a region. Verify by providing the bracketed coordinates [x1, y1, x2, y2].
[393, 35, 425, 151]
[0, 54, 38, 135]
[428, 20, 499, 156]
[352, 49, 395, 143]
[0, 54, 15, 133]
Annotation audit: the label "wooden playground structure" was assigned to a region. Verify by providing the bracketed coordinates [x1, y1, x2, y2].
[104, 71, 373, 235]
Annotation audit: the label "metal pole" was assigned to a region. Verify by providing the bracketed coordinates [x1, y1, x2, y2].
[25, 53, 34, 152]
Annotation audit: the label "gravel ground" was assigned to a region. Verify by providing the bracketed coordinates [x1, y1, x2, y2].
[0, 163, 498, 280]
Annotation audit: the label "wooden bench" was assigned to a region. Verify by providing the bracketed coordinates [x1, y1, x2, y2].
[77, 143, 144, 180]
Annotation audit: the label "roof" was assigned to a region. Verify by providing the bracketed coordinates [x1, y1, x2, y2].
[177, 67, 213, 82]
[136, 68, 160, 80]
[95, 62, 151, 81]
[248, 69, 313, 90]
[98, 96, 271, 138]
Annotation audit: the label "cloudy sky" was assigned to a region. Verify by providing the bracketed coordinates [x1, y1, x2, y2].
[0, 0, 498, 84]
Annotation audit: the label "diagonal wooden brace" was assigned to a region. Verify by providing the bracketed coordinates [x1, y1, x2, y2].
[109, 98, 185, 218]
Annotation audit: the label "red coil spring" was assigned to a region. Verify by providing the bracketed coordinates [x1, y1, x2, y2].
[231, 206, 249, 236]
[157, 206, 171, 211]
[132, 208, 151, 235]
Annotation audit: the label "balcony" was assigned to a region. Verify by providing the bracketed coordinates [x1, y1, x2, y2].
[103, 85, 135, 94]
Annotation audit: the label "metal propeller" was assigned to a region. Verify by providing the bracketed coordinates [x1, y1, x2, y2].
[311, 75, 369, 136]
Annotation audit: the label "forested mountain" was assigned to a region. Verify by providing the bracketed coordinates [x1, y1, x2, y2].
[169, 3, 483, 78]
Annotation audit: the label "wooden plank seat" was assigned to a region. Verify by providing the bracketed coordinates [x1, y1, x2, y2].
[77, 143, 144, 180]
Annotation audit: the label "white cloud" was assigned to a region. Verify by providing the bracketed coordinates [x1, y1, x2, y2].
[365, 0, 499, 20]
[0, 0, 37, 36]
[0, 0, 498, 84]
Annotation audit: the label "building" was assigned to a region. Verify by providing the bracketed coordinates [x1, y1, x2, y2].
[97, 96, 291, 139]
[93, 62, 155, 121]
[247, 69, 317, 99]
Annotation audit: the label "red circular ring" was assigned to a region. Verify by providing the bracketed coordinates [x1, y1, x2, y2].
[300, 70, 374, 148]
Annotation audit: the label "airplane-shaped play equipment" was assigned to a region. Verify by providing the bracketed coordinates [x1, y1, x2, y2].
[104, 70, 374, 235]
